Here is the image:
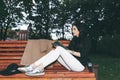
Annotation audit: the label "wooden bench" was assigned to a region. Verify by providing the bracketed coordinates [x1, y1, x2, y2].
[0, 40, 98, 80]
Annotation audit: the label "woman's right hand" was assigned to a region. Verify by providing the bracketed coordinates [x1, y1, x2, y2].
[67, 50, 81, 57]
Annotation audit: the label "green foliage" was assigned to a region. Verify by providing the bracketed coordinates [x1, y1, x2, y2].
[90, 54, 120, 80]
[0, 0, 25, 40]
[96, 34, 120, 57]
[0, 0, 120, 46]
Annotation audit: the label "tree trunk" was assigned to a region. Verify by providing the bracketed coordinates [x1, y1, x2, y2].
[0, 27, 4, 40]
[3, 26, 8, 41]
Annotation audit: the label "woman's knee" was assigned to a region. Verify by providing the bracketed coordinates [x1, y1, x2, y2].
[56, 46, 64, 50]
[55, 46, 65, 52]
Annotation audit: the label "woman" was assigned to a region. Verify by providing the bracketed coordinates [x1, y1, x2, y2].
[18, 21, 91, 76]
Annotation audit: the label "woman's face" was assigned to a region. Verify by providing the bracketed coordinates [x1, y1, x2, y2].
[72, 25, 80, 37]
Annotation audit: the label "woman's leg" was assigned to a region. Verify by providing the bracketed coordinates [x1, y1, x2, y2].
[57, 57, 71, 70]
[33, 46, 84, 72]
[56, 47, 85, 72]
[33, 49, 60, 68]
[18, 49, 60, 73]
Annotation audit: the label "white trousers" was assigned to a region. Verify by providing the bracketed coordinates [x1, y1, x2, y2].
[34, 46, 85, 72]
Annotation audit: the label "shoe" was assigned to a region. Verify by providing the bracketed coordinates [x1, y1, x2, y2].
[25, 69, 45, 76]
[17, 65, 33, 73]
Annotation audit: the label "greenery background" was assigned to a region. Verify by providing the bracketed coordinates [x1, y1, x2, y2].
[0, 0, 120, 80]
[90, 54, 120, 80]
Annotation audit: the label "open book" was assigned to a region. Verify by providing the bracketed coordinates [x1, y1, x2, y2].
[52, 41, 68, 50]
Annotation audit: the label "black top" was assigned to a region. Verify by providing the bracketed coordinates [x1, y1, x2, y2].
[68, 36, 91, 67]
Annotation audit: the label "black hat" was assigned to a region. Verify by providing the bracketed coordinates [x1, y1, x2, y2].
[0, 63, 22, 76]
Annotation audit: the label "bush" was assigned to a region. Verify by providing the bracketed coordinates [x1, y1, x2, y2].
[96, 34, 120, 57]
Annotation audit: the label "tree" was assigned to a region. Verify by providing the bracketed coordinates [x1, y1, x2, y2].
[0, 0, 7, 40]
[25, 0, 70, 39]
[1, 0, 120, 48]
[61, 0, 120, 53]
[0, 0, 26, 40]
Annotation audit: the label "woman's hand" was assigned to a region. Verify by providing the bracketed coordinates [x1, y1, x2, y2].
[67, 50, 81, 57]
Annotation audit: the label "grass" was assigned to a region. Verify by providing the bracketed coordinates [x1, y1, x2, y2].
[89, 54, 120, 80]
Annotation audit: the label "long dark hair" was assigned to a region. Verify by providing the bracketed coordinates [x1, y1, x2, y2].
[72, 21, 87, 39]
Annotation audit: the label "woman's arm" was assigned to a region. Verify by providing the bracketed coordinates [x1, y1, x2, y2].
[67, 50, 81, 57]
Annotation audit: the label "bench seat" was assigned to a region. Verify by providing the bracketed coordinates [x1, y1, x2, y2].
[0, 40, 98, 80]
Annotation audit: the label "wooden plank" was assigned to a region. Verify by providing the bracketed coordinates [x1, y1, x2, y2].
[0, 73, 95, 78]
[0, 52, 23, 56]
[0, 45, 25, 47]
[0, 57, 21, 60]
[0, 48, 24, 51]
[0, 77, 96, 80]
[0, 40, 27, 44]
